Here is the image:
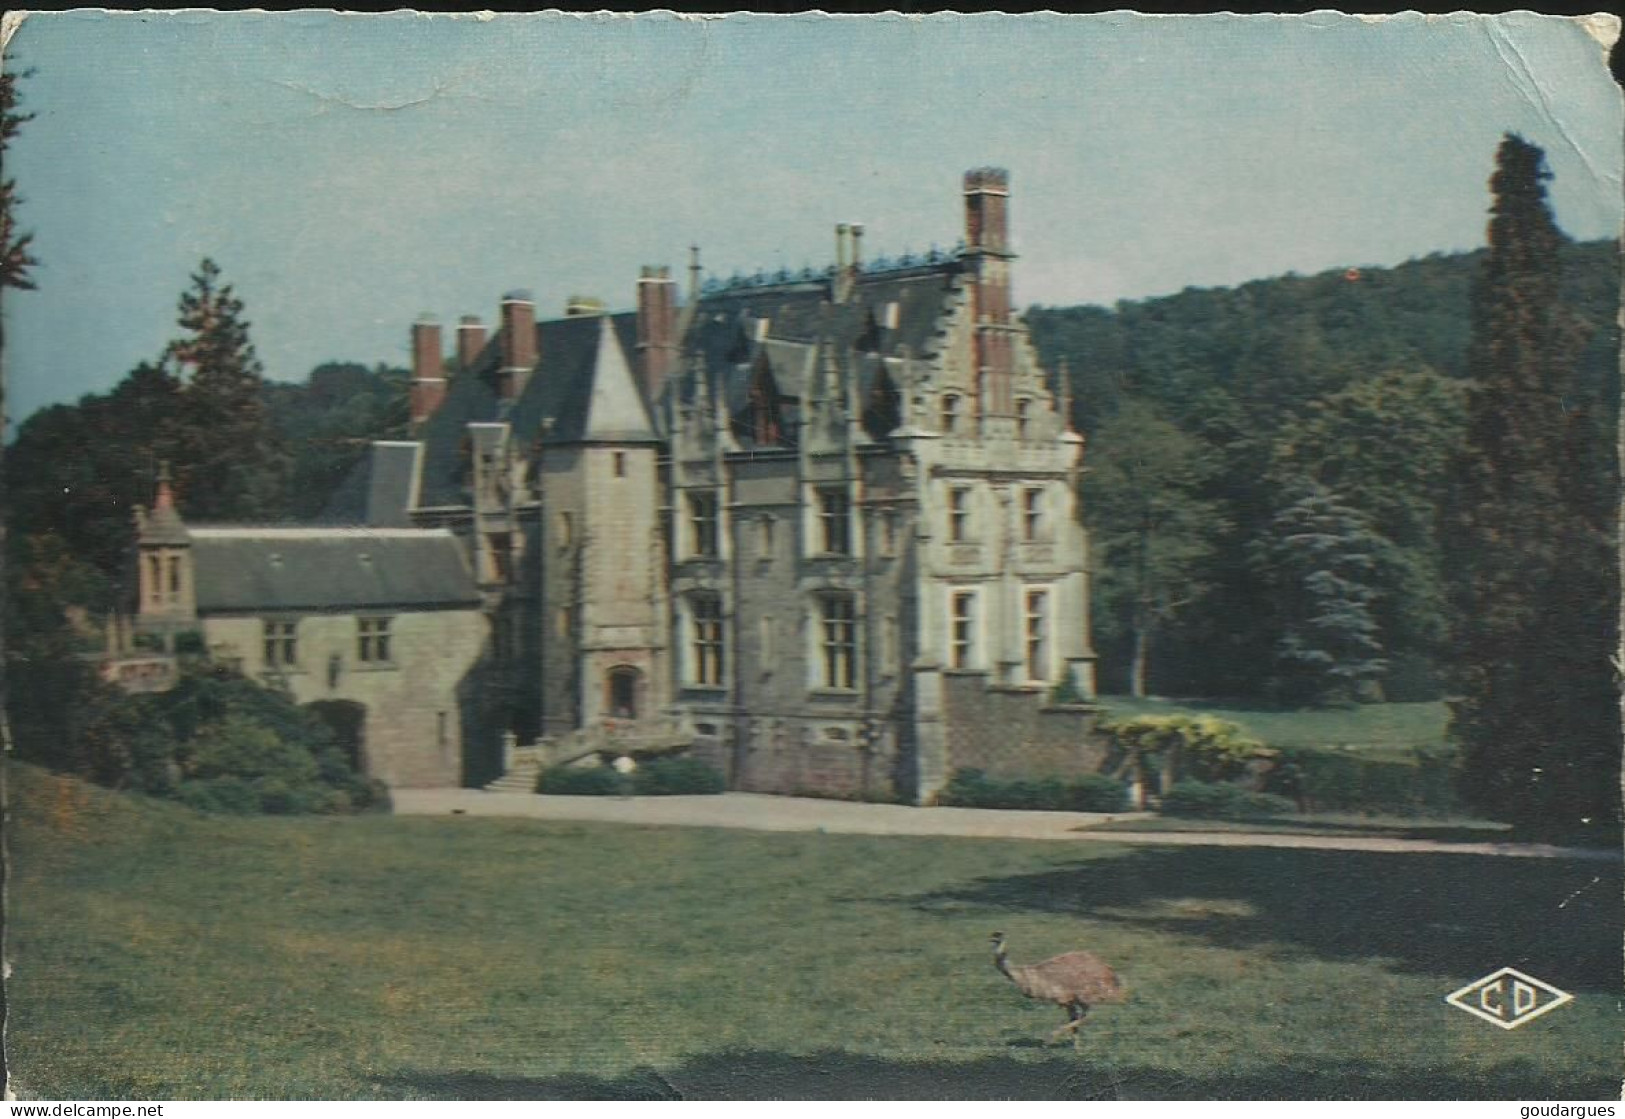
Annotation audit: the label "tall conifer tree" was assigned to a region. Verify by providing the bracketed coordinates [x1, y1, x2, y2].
[164, 259, 288, 521]
[1444, 134, 1619, 834]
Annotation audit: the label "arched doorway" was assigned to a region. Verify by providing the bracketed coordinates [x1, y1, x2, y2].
[305, 699, 368, 773]
[606, 665, 640, 720]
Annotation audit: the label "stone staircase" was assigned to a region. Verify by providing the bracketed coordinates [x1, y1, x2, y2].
[482, 716, 694, 794]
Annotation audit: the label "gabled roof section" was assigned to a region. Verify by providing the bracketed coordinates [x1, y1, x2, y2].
[416, 309, 656, 506]
[581, 316, 657, 442]
[188, 528, 480, 614]
[319, 442, 422, 527]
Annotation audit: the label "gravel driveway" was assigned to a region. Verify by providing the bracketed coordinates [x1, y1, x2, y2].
[390, 789, 1619, 861]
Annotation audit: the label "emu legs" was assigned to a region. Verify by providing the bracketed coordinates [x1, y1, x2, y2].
[1049, 1002, 1090, 1047]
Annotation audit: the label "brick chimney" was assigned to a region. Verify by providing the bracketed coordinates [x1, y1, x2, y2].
[833, 223, 849, 303]
[963, 167, 1015, 418]
[499, 290, 537, 402]
[456, 314, 487, 373]
[409, 315, 446, 428]
[636, 265, 678, 402]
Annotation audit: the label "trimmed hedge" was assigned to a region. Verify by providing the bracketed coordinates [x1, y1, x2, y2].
[536, 766, 626, 796]
[634, 757, 726, 796]
[1262, 745, 1459, 816]
[940, 769, 1129, 813]
[536, 756, 727, 797]
[1160, 780, 1296, 820]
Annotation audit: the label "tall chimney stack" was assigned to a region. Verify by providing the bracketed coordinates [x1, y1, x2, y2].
[499, 291, 537, 402]
[833, 224, 849, 303]
[409, 314, 447, 428]
[456, 314, 487, 373]
[963, 168, 1015, 419]
[636, 265, 679, 403]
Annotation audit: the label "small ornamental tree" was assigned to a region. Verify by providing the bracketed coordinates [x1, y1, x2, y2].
[1099, 713, 1273, 809]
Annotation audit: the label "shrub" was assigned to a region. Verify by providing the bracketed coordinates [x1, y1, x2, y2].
[1067, 773, 1131, 812]
[174, 777, 262, 815]
[632, 757, 726, 796]
[1050, 667, 1090, 706]
[1262, 745, 1460, 816]
[536, 765, 626, 796]
[1161, 780, 1295, 820]
[940, 768, 1128, 813]
[1099, 713, 1273, 785]
[46, 667, 386, 816]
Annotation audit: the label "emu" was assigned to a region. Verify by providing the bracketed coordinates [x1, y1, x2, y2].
[990, 931, 1124, 1046]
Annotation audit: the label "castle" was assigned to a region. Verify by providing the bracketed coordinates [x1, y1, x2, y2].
[133, 168, 1103, 803]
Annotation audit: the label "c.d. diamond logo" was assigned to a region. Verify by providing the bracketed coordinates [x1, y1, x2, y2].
[1445, 968, 1573, 1030]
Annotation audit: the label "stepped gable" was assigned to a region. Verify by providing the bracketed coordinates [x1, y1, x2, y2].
[187, 527, 480, 613]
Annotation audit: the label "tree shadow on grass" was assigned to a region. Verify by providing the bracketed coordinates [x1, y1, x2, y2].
[898, 846, 1622, 994]
[373, 1048, 1608, 1100]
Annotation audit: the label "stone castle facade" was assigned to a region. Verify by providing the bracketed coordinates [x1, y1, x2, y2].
[134, 168, 1103, 803]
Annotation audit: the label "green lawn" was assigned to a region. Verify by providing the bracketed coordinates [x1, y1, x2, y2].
[8, 762, 1620, 1100]
[1097, 697, 1451, 755]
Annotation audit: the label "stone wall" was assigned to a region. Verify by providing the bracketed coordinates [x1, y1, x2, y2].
[940, 672, 1102, 784]
[726, 717, 899, 800]
[202, 607, 488, 788]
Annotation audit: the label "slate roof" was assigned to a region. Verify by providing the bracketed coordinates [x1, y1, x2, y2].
[413, 263, 958, 505]
[318, 442, 421, 527]
[188, 528, 480, 614]
[679, 264, 958, 447]
[416, 311, 654, 508]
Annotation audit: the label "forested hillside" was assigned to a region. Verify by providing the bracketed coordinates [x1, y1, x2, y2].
[1028, 238, 1619, 703]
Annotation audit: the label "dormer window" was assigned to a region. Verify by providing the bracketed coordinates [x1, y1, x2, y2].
[1016, 398, 1031, 440]
[941, 393, 962, 435]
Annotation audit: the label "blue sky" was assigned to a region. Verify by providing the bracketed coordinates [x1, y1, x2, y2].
[2, 11, 1620, 427]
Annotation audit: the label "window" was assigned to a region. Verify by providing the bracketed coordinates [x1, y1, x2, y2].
[948, 487, 971, 543]
[1022, 487, 1044, 542]
[358, 616, 394, 664]
[950, 591, 977, 669]
[817, 487, 851, 555]
[758, 516, 775, 558]
[879, 511, 898, 557]
[1024, 588, 1050, 683]
[614, 452, 626, 478]
[146, 555, 162, 605]
[759, 616, 775, 666]
[608, 666, 639, 719]
[941, 393, 961, 434]
[262, 620, 298, 669]
[488, 532, 512, 582]
[690, 595, 725, 686]
[167, 555, 181, 596]
[1016, 398, 1031, 440]
[689, 491, 719, 557]
[818, 595, 857, 689]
